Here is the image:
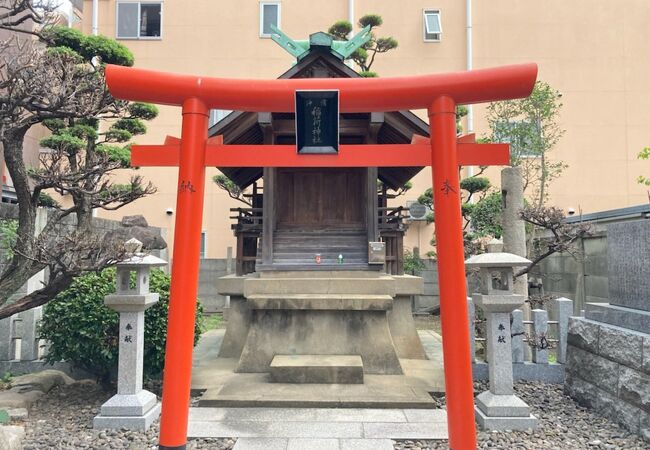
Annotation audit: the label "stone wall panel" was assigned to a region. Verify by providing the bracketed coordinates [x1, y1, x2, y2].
[566, 345, 619, 396]
[618, 366, 650, 413]
[598, 324, 644, 370]
[567, 317, 599, 353]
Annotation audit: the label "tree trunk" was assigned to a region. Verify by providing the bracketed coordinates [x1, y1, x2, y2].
[0, 272, 75, 319]
[0, 126, 46, 307]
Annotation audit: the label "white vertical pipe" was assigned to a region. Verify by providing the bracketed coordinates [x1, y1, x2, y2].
[92, 0, 99, 36]
[348, 0, 355, 37]
[466, 0, 475, 180]
[346, 0, 355, 69]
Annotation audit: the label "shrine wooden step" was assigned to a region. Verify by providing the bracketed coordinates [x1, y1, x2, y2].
[269, 354, 364, 384]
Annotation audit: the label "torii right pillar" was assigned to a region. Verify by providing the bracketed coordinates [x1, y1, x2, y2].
[429, 95, 477, 450]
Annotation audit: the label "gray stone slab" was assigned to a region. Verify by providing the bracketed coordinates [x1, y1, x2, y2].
[270, 355, 364, 384]
[511, 309, 525, 363]
[618, 366, 650, 412]
[531, 309, 549, 364]
[642, 336, 650, 373]
[99, 390, 157, 416]
[188, 421, 363, 439]
[567, 317, 600, 354]
[565, 345, 619, 395]
[233, 438, 288, 450]
[286, 439, 339, 450]
[93, 402, 160, 431]
[340, 439, 395, 450]
[188, 407, 408, 423]
[586, 303, 650, 334]
[607, 220, 650, 311]
[554, 298, 573, 364]
[598, 322, 645, 371]
[475, 391, 532, 417]
[402, 409, 447, 423]
[362, 422, 447, 439]
[475, 407, 537, 431]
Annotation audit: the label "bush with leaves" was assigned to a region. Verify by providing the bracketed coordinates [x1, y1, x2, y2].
[39, 268, 203, 384]
[0, 19, 160, 320]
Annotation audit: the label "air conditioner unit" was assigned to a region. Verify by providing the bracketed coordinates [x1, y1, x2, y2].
[407, 201, 429, 221]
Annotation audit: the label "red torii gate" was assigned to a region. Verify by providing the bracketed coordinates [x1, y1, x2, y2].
[105, 63, 537, 450]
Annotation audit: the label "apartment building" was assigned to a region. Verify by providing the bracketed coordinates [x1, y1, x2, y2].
[81, 0, 650, 257]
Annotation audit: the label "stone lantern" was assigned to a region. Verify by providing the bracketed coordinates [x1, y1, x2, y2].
[465, 238, 538, 430]
[94, 239, 167, 430]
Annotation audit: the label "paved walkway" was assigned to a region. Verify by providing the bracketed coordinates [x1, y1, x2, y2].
[190, 328, 447, 448]
[188, 407, 447, 449]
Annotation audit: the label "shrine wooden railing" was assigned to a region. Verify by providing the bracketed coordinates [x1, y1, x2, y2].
[379, 206, 408, 275]
[230, 207, 263, 232]
[378, 206, 408, 231]
[230, 207, 262, 275]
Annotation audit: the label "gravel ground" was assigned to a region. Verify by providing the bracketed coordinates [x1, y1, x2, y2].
[16, 378, 648, 449]
[394, 381, 648, 450]
[20, 380, 235, 450]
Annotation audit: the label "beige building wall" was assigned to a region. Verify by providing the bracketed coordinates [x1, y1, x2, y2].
[82, 0, 650, 257]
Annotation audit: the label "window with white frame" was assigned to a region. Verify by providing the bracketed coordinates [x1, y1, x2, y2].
[200, 231, 207, 259]
[423, 10, 442, 42]
[116, 1, 162, 39]
[259, 2, 280, 38]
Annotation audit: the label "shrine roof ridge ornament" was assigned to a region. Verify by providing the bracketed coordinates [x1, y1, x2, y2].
[105, 63, 538, 112]
[268, 24, 373, 61]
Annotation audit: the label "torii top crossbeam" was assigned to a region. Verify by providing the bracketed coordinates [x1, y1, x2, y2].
[105, 63, 536, 112]
[103, 62, 537, 450]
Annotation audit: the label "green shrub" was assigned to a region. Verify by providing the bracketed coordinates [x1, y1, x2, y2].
[39, 268, 203, 384]
[469, 191, 503, 238]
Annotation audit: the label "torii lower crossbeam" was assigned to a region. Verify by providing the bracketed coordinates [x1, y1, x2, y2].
[105, 62, 537, 450]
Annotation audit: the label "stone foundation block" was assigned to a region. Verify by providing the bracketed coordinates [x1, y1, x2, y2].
[598, 324, 644, 370]
[643, 336, 650, 374]
[618, 366, 650, 412]
[93, 402, 160, 431]
[99, 390, 157, 417]
[474, 407, 537, 431]
[475, 391, 531, 417]
[565, 345, 619, 396]
[269, 355, 363, 384]
[567, 317, 599, 353]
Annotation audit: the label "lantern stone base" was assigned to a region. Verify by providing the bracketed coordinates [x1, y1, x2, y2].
[94, 390, 160, 431]
[475, 392, 537, 430]
[475, 406, 538, 431]
[94, 402, 161, 431]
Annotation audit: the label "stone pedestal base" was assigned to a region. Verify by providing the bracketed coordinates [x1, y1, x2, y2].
[475, 406, 538, 431]
[94, 390, 160, 430]
[94, 402, 160, 431]
[475, 389, 538, 431]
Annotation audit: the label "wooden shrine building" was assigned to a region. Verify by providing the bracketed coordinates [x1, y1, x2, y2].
[212, 32, 429, 275]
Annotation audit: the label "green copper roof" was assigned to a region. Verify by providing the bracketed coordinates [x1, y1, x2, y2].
[270, 24, 371, 61]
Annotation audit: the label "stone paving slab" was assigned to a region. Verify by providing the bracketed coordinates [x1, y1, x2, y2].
[339, 439, 395, 450]
[231, 438, 396, 450]
[189, 407, 409, 423]
[232, 438, 288, 450]
[189, 420, 364, 439]
[362, 422, 448, 439]
[286, 438, 339, 450]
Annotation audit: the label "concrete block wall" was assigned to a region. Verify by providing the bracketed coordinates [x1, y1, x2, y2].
[565, 316, 650, 442]
[413, 260, 439, 312]
[198, 258, 232, 313]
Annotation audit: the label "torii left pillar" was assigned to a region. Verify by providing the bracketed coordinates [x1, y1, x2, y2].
[158, 98, 208, 450]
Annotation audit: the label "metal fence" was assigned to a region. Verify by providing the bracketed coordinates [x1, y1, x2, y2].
[469, 297, 574, 383]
